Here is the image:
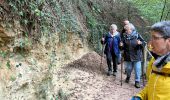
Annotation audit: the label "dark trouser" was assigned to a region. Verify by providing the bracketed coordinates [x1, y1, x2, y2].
[106, 52, 118, 72]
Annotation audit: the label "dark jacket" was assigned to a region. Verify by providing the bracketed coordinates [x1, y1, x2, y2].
[122, 30, 145, 61]
[102, 32, 121, 57]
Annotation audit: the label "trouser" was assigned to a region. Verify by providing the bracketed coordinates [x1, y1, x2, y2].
[106, 52, 118, 72]
[125, 61, 141, 82]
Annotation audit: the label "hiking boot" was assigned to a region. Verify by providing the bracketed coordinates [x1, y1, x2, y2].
[125, 77, 130, 83]
[107, 73, 111, 76]
[124, 70, 127, 74]
[135, 81, 140, 88]
[113, 72, 117, 76]
[107, 71, 112, 76]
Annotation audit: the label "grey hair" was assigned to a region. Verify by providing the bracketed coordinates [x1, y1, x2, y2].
[150, 21, 170, 38]
[110, 24, 117, 30]
[124, 23, 135, 31]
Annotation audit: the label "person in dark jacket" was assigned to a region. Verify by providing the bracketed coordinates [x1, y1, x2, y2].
[122, 23, 145, 88]
[121, 19, 136, 74]
[101, 24, 122, 76]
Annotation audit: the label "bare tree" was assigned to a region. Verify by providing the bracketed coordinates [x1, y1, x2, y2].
[160, 0, 167, 21]
[165, 10, 170, 20]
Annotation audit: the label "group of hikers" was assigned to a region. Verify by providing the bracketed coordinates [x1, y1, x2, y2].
[101, 19, 145, 88]
[101, 20, 170, 100]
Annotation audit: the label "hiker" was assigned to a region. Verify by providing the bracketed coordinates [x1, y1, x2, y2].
[101, 24, 122, 76]
[121, 23, 145, 88]
[121, 19, 136, 74]
[131, 21, 170, 100]
[121, 19, 135, 37]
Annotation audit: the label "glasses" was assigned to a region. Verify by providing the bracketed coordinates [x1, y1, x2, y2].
[151, 35, 164, 40]
[151, 35, 169, 40]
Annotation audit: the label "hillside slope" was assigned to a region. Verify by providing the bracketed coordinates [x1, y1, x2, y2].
[0, 0, 146, 99]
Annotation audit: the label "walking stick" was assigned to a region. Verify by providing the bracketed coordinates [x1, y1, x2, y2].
[142, 45, 147, 86]
[142, 44, 153, 86]
[100, 34, 105, 72]
[121, 53, 123, 86]
[100, 44, 104, 72]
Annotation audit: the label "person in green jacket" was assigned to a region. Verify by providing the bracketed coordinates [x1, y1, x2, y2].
[131, 21, 170, 100]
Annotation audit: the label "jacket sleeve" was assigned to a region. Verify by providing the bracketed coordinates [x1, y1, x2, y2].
[136, 85, 148, 100]
[146, 57, 155, 80]
[135, 58, 155, 100]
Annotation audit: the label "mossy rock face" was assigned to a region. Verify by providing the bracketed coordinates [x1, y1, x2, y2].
[0, 0, 150, 99]
[0, 0, 149, 53]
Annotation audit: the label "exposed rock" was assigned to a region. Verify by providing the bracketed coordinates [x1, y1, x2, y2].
[0, 26, 13, 46]
[0, 55, 54, 100]
[0, 0, 149, 99]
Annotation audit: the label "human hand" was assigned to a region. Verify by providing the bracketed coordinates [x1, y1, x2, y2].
[102, 38, 105, 41]
[120, 42, 123, 46]
[131, 96, 141, 100]
[137, 40, 142, 45]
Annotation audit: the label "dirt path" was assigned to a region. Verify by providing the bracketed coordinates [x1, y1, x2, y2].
[53, 52, 142, 100]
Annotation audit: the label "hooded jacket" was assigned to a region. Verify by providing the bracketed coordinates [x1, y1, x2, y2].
[136, 53, 170, 100]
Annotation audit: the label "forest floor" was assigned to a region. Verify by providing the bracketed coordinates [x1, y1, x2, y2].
[53, 52, 143, 100]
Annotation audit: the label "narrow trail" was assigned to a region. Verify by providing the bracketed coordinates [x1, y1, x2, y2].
[53, 52, 142, 100]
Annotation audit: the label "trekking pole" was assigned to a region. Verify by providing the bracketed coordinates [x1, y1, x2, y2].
[119, 40, 124, 86]
[138, 34, 153, 57]
[100, 44, 104, 72]
[142, 45, 147, 86]
[120, 52, 123, 86]
[100, 34, 105, 72]
[145, 46, 153, 58]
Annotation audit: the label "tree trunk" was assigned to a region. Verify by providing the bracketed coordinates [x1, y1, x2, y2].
[165, 10, 170, 20]
[160, 0, 167, 21]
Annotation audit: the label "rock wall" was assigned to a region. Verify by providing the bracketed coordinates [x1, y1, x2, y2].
[0, 20, 90, 100]
[0, 0, 148, 99]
